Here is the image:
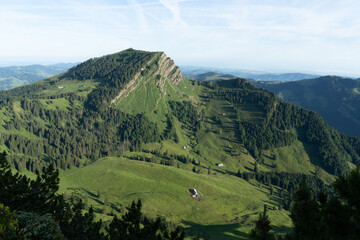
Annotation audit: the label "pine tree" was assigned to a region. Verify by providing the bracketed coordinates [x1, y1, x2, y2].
[249, 205, 275, 240]
[254, 162, 259, 173]
[0, 203, 18, 239]
[243, 172, 249, 181]
[290, 177, 322, 240]
[324, 166, 360, 239]
[106, 199, 185, 240]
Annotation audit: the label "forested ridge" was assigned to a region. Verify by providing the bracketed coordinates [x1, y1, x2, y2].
[204, 78, 360, 176]
[0, 97, 161, 171]
[254, 75, 360, 137]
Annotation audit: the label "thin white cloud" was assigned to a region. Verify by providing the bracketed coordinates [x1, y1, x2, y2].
[158, 0, 184, 25]
[0, 0, 360, 75]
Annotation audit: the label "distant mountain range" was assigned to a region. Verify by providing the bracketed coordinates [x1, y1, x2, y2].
[185, 71, 236, 81]
[0, 63, 77, 90]
[181, 66, 320, 82]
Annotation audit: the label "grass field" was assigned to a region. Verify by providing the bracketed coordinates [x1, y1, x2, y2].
[59, 157, 292, 239]
[39, 98, 70, 111]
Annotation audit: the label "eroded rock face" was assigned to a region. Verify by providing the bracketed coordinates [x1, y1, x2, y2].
[157, 52, 183, 85]
[110, 51, 183, 106]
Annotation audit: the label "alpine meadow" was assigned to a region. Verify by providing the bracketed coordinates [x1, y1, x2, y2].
[1, 48, 360, 239]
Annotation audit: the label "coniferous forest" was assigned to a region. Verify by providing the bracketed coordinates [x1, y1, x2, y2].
[0, 151, 185, 239]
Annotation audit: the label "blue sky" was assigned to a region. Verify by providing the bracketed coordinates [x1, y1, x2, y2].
[1, 0, 360, 76]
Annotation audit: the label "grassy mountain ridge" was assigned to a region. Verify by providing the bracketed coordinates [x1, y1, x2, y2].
[204, 78, 358, 176]
[1, 49, 360, 238]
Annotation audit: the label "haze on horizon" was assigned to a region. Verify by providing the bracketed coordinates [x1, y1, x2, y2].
[1, 0, 359, 77]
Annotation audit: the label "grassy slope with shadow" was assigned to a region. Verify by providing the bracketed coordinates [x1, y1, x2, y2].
[59, 157, 292, 240]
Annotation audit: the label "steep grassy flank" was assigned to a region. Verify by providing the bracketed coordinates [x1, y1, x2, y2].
[59, 157, 292, 240]
[156, 81, 332, 179]
[112, 52, 194, 131]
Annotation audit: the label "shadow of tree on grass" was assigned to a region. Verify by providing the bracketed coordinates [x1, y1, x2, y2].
[182, 221, 248, 240]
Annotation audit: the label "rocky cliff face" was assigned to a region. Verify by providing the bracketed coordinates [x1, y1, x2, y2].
[157, 52, 183, 85]
[110, 51, 183, 107]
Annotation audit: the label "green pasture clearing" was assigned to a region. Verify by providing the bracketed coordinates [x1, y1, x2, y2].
[59, 157, 292, 239]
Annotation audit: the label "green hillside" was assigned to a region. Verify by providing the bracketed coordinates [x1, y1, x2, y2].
[1, 49, 360, 238]
[59, 157, 292, 239]
[254, 76, 360, 137]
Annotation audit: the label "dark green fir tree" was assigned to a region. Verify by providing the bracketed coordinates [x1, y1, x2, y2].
[249, 205, 275, 240]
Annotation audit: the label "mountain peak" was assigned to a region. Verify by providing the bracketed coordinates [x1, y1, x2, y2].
[63, 49, 182, 85]
[0, 49, 185, 113]
[64, 48, 158, 81]
[108, 51, 184, 111]
[59, 49, 184, 111]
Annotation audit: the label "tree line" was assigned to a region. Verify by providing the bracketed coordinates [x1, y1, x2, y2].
[0, 97, 162, 173]
[250, 166, 360, 240]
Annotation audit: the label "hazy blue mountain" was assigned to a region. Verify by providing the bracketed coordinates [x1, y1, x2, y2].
[0, 63, 77, 90]
[246, 72, 320, 81]
[186, 71, 236, 81]
[181, 66, 320, 82]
